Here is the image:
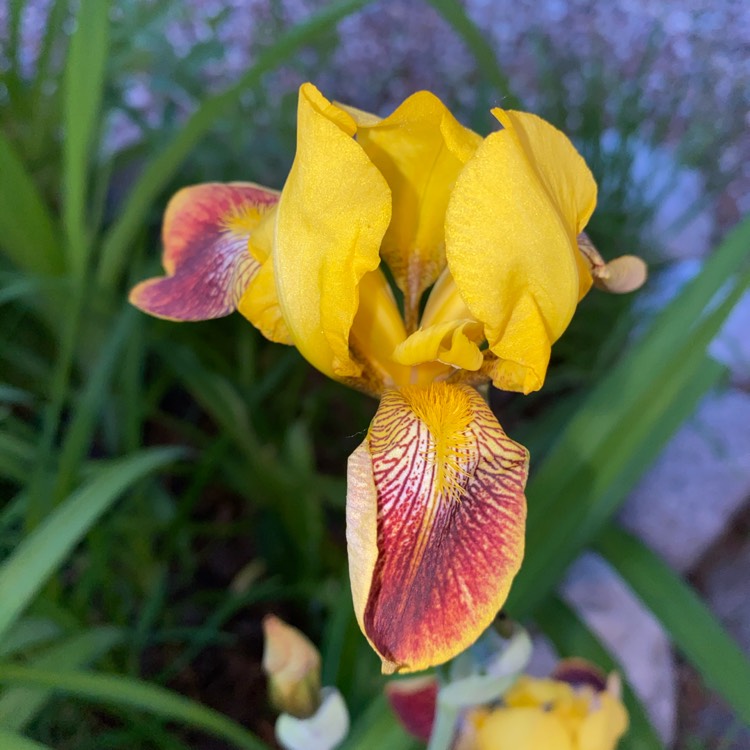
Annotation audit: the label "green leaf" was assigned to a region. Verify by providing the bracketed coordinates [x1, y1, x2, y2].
[0, 666, 271, 750]
[0, 447, 184, 640]
[0, 133, 61, 275]
[596, 525, 750, 725]
[0, 728, 54, 750]
[0, 431, 35, 484]
[509, 219, 750, 616]
[0, 626, 123, 731]
[53, 306, 138, 503]
[62, 0, 111, 273]
[535, 596, 664, 750]
[0, 619, 61, 660]
[97, 0, 377, 288]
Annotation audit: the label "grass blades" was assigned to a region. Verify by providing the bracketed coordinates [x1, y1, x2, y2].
[0, 626, 123, 731]
[0, 666, 271, 750]
[0, 133, 60, 275]
[52, 306, 139, 504]
[0, 619, 61, 660]
[96, 0, 377, 289]
[0, 447, 184, 640]
[62, 0, 111, 274]
[596, 525, 750, 725]
[0, 728, 55, 750]
[536, 596, 664, 750]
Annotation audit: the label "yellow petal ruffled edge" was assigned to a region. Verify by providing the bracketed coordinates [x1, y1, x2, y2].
[273, 83, 392, 382]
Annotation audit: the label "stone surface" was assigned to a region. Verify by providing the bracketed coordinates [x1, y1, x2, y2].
[710, 290, 750, 387]
[561, 553, 677, 744]
[619, 389, 750, 573]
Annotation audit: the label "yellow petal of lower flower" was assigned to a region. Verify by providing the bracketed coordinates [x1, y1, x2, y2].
[474, 707, 573, 750]
[393, 319, 485, 371]
[129, 182, 278, 321]
[274, 84, 392, 380]
[350, 91, 482, 323]
[445, 110, 597, 392]
[577, 694, 629, 750]
[346, 383, 528, 674]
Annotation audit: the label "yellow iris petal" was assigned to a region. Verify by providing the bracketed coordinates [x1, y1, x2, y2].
[474, 707, 573, 750]
[238, 258, 293, 345]
[349, 269, 411, 392]
[273, 83, 392, 381]
[393, 319, 484, 371]
[445, 109, 597, 394]
[347, 92, 482, 323]
[577, 694, 629, 750]
[236, 203, 293, 344]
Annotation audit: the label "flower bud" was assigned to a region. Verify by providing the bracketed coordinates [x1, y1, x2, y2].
[385, 675, 439, 741]
[262, 615, 321, 718]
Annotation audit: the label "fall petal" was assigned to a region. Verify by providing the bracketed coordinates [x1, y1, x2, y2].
[129, 182, 279, 321]
[346, 383, 528, 674]
[274, 83, 391, 381]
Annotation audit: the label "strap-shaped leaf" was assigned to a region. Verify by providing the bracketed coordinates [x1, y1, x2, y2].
[62, 0, 111, 274]
[0, 728, 54, 750]
[596, 525, 750, 725]
[0, 666, 270, 750]
[0, 447, 183, 640]
[0, 627, 123, 731]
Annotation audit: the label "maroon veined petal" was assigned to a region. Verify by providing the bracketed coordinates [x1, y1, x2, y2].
[347, 383, 528, 674]
[385, 675, 439, 741]
[129, 182, 279, 321]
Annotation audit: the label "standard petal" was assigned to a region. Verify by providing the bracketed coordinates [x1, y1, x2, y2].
[348, 92, 482, 324]
[274, 83, 391, 381]
[346, 383, 528, 674]
[445, 110, 597, 393]
[129, 182, 279, 321]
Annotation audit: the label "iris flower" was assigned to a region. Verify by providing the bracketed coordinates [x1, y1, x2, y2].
[130, 83, 645, 675]
[467, 660, 628, 750]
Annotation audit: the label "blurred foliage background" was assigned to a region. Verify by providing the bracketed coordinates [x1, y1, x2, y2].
[0, 1, 749, 748]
